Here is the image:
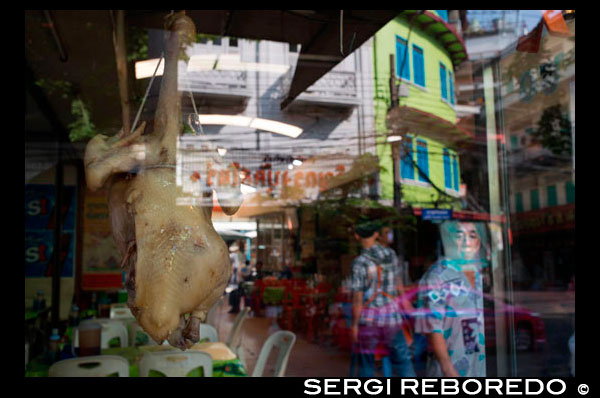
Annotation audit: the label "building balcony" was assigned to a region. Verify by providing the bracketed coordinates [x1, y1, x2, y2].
[284, 69, 360, 108]
[181, 69, 249, 95]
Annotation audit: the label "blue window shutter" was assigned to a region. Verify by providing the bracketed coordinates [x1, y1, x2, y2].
[400, 137, 414, 180]
[566, 181, 575, 203]
[515, 193, 524, 213]
[440, 63, 448, 100]
[413, 45, 425, 87]
[416, 140, 429, 182]
[510, 135, 519, 149]
[449, 71, 455, 104]
[547, 185, 558, 207]
[452, 155, 459, 190]
[436, 10, 448, 22]
[530, 189, 540, 210]
[443, 149, 452, 189]
[396, 37, 410, 80]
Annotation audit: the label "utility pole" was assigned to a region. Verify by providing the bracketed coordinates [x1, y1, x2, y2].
[389, 54, 404, 262]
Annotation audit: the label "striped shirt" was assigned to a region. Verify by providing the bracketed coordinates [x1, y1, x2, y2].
[350, 244, 403, 327]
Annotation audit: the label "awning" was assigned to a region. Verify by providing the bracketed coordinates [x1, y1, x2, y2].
[386, 106, 474, 145]
[125, 10, 403, 110]
[399, 10, 468, 67]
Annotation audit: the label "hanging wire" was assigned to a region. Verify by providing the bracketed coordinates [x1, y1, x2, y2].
[186, 79, 205, 135]
[340, 10, 344, 56]
[130, 52, 164, 134]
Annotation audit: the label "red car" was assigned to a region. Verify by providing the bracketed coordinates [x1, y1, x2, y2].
[399, 285, 547, 352]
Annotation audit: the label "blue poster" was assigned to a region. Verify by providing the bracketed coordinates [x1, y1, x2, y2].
[24, 230, 75, 277]
[25, 185, 76, 231]
[422, 208, 453, 221]
[24, 184, 77, 278]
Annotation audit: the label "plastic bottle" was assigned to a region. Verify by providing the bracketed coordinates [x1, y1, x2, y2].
[48, 328, 60, 363]
[68, 304, 80, 327]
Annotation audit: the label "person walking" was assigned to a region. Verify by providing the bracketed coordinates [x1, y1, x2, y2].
[414, 221, 489, 377]
[350, 219, 416, 377]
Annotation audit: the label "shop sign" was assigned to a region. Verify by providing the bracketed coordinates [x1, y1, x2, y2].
[81, 188, 122, 290]
[25, 184, 76, 278]
[512, 203, 575, 235]
[422, 208, 453, 220]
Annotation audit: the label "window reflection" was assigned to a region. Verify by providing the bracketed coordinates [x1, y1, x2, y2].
[24, 9, 574, 378]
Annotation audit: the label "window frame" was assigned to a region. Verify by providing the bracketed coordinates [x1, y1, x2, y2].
[416, 138, 430, 183]
[440, 62, 448, 101]
[400, 135, 415, 180]
[396, 35, 411, 81]
[412, 44, 426, 88]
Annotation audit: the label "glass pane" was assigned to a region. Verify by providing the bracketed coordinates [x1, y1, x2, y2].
[24, 9, 574, 379]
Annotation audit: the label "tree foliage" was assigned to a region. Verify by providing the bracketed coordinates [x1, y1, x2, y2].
[532, 104, 572, 156]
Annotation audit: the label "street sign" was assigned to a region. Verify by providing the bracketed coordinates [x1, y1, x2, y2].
[422, 208, 453, 221]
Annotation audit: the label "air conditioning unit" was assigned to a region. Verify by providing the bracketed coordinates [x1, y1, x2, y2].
[398, 84, 410, 97]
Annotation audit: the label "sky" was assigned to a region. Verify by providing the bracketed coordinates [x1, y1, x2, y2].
[466, 10, 545, 33]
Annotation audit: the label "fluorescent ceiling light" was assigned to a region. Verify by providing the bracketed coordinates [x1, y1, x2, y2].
[135, 58, 164, 79]
[387, 136, 403, 143]
[135, 54, 290, 79]
[198, 114, 303, 138]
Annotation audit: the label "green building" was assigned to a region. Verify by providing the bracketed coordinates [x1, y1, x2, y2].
[374, 10, 469, 210]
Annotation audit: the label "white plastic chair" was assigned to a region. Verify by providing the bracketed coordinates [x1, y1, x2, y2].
[226, 307, 250, 350]
[139, 350, 213, 377]
[199, 323, 219, 343]
[110, 306, 134, 320]
[48, 355, 129, 377]
[74, 319, 129, 349]
[206, 296, 224, 328]
[252, 331, 296, 377]
[129, 321, 160, 346]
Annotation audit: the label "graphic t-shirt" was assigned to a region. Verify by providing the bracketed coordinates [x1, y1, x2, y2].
[414, 258, 486, 377]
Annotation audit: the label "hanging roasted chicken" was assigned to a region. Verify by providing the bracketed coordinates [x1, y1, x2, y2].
[84, 11, 242, 349]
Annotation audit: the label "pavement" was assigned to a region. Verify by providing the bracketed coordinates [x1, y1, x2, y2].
[214, 290, 573, 377]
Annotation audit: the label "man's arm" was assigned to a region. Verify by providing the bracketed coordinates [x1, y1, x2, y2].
[351, 291, 363, 343]
[428, 333, 459, 377]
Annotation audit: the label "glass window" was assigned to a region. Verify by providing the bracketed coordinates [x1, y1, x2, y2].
[443, 149, 452, 188]
[440, 63, 448, 100]
[416, 139, 429, 182]
[566, 181, 575, 203]
[396, 36, 410, 80]
[515, 192, 524, 213]
[530, 189, 540, 210]
[412, 45, 425, 87]
[436, 10, 449, 22]
[24, 9, 575, 380]
[452, 155, 459, 191]
[510, 135, 519, 149]
[401, 136, 415, 180]
[449, 71, 455, 104]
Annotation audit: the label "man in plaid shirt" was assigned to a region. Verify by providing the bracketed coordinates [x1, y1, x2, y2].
[350, 220, 416, 377]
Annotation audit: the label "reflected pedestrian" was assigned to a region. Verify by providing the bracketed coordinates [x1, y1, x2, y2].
[350, 219, 416, 377]
[414, 221, 489, 377]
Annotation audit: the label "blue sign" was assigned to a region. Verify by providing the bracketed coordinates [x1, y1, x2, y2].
[422, 209, 453, 221]
[25, 184, 77, 278]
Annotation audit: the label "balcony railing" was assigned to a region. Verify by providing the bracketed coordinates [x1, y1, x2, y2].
[283, 69, 360, 106]
[179, 69, 250, 97]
